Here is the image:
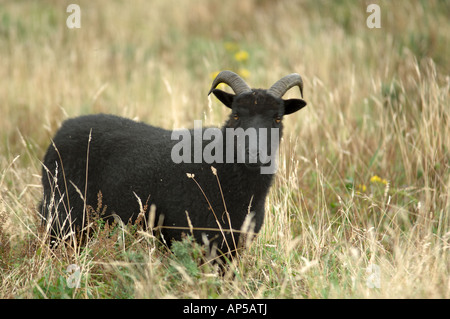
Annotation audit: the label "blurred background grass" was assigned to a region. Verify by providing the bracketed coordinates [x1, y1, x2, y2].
[0, 0, 448, 298]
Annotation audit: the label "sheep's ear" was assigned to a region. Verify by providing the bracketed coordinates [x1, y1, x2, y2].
[211, 89, 235, 109]
[283, 98, 307, 115]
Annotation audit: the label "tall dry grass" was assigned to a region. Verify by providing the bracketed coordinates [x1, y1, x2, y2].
[0, 0, 448, 298]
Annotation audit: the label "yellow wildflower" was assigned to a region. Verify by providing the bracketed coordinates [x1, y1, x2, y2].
[370, 175, 388, 185]
[234, 50, 249, 62]
[238, 68, 250, 79]
[357, 184, 367, 192]
[370, 175, 381, 183]
[224, 41, 239, 53]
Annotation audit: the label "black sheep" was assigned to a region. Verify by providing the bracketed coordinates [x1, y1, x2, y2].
[40, 71, 307, 257]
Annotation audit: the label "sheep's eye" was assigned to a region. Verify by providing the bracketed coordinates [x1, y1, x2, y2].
[274, 116, 282, 124]
[233, 114, 239, 120]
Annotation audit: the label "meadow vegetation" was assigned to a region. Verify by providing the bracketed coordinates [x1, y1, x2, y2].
[0, 0, 449, 298]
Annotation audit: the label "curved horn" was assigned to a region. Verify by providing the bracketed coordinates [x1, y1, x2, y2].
[267, 73, 304, 98]
[208, 70, 252, 96]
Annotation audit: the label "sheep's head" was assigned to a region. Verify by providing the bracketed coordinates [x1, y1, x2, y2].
[208, 70, 307, 172]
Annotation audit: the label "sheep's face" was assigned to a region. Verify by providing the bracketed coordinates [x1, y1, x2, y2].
[212, 89, 306, 171]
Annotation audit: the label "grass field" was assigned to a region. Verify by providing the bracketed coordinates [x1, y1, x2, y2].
[0, 0, 449, 298]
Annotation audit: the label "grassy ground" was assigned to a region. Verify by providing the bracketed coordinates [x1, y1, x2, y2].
[0, 0, 449, 298]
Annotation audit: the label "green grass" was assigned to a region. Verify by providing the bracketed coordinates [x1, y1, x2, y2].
[0, 0, 449, 298]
